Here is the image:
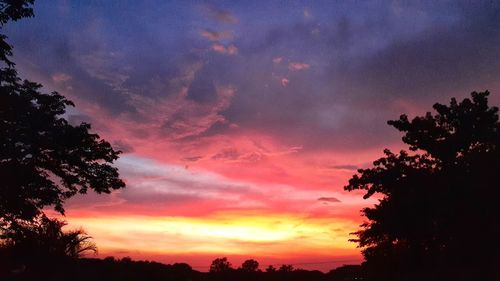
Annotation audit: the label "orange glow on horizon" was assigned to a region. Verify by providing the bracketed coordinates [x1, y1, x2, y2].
[63, 211, 361, 270]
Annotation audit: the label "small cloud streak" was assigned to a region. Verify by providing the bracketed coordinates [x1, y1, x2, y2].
[211, 43, 238, 55]
[112, 140, 134, 153]
[288, 62, 310, 71]
[304, 8, 312, 19]
[51, 72, 72, 83]
[318, 197, 341, 203]
[330, 165, 358, 171]
[281, 78, 290, 87]
[204, 5, 238, 24]
[183, 156, 203, 162]
[200, 29, 234, 41]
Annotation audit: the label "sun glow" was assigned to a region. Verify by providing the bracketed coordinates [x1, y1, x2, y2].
[66, 212, 358, 257]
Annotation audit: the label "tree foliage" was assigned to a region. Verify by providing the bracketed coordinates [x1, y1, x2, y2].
[0, 0, 125, 225]
[345, 91, 499, 279]
[0, 216, 96, 270]
[265, 265, 277, 273]
[278, 264, 294, 272]
[240, 259, 259, 272]
[209, 257, 232, 273]
[0, 0, 34, 66]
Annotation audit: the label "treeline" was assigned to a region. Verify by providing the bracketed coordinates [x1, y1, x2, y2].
[0, 255, 365, 281]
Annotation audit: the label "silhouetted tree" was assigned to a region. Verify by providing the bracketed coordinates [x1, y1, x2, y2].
[172, 262, 192, 272]
[0, 0, 125, 227]
[209, 257, 232, 273]
[0, 216, 96, 272]
[265, 265, 277, 273]
[0, 0, 34, 66]
[278, 264, 294, 272]
[345, 91, 499, 280]
[328, 265, 367, 281]
[240, 259, 259, 272]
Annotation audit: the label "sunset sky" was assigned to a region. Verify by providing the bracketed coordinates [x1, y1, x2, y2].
[5, 0, 500, 271]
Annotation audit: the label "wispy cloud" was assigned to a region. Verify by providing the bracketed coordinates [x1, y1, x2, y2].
[288, 62, 310, 71]
[303, 8, 312, 19]
[318, 197, 341, 203]
[329, 165, 358, 171]
[200, 29, 234, 41]
[211, 43, 238, 55]
[281, 78, 290, 87]
[51, 72, 72, 83]
[203, 5, 238, 24]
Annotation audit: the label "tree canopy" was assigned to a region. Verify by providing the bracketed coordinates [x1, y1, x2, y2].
[1, 216, 96, 261]
[0, 0, 125, 225]
[209, 257, 232, 273]
[345, 91, 499, 280]
[240, 259, 259, 272]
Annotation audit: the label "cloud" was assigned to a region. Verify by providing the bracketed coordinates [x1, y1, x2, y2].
[142, 83, 236, 140]
[200, 29, 234, 41]
[71, 47, 131, 92]
[211, 148, 240, 161]
[303, 8, 312, 19]
[204, 5, 238, 24]
[331, 2, 500, 103]
[281, 78, 290, 87]
[211, 147, 266, 163]
[183, 156, 203, 162]
[318, 197, 341, 203]
[211, 43, 227, 53]
[64, 154, 366, 218]
[288, 62, 310, 71]
[67, 114, 92, 126]
[329, 165, 358, 171]
[51, 72, 72, 83]
[112, 140, 134, 153]
[111, 156, 254, 210]
[211, 43, 238, 55]
[10, 0, 500, 223]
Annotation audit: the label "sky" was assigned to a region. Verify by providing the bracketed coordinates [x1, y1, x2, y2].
[5, 0, 500, 272]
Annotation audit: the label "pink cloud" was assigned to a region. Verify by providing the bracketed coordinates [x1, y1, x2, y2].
[273, 57, 283, 64]
[211, 43, 238, 55]
[226, 45, 238, 55]
[288, 62, 310, 71]
[204, 5, 239, 24]
[304, 8, 312, 19]
[200, 29, 234, 41]
[51, 72, 72, 83]
[46, 55, 389, 268]
[281, 78, 290, 87]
